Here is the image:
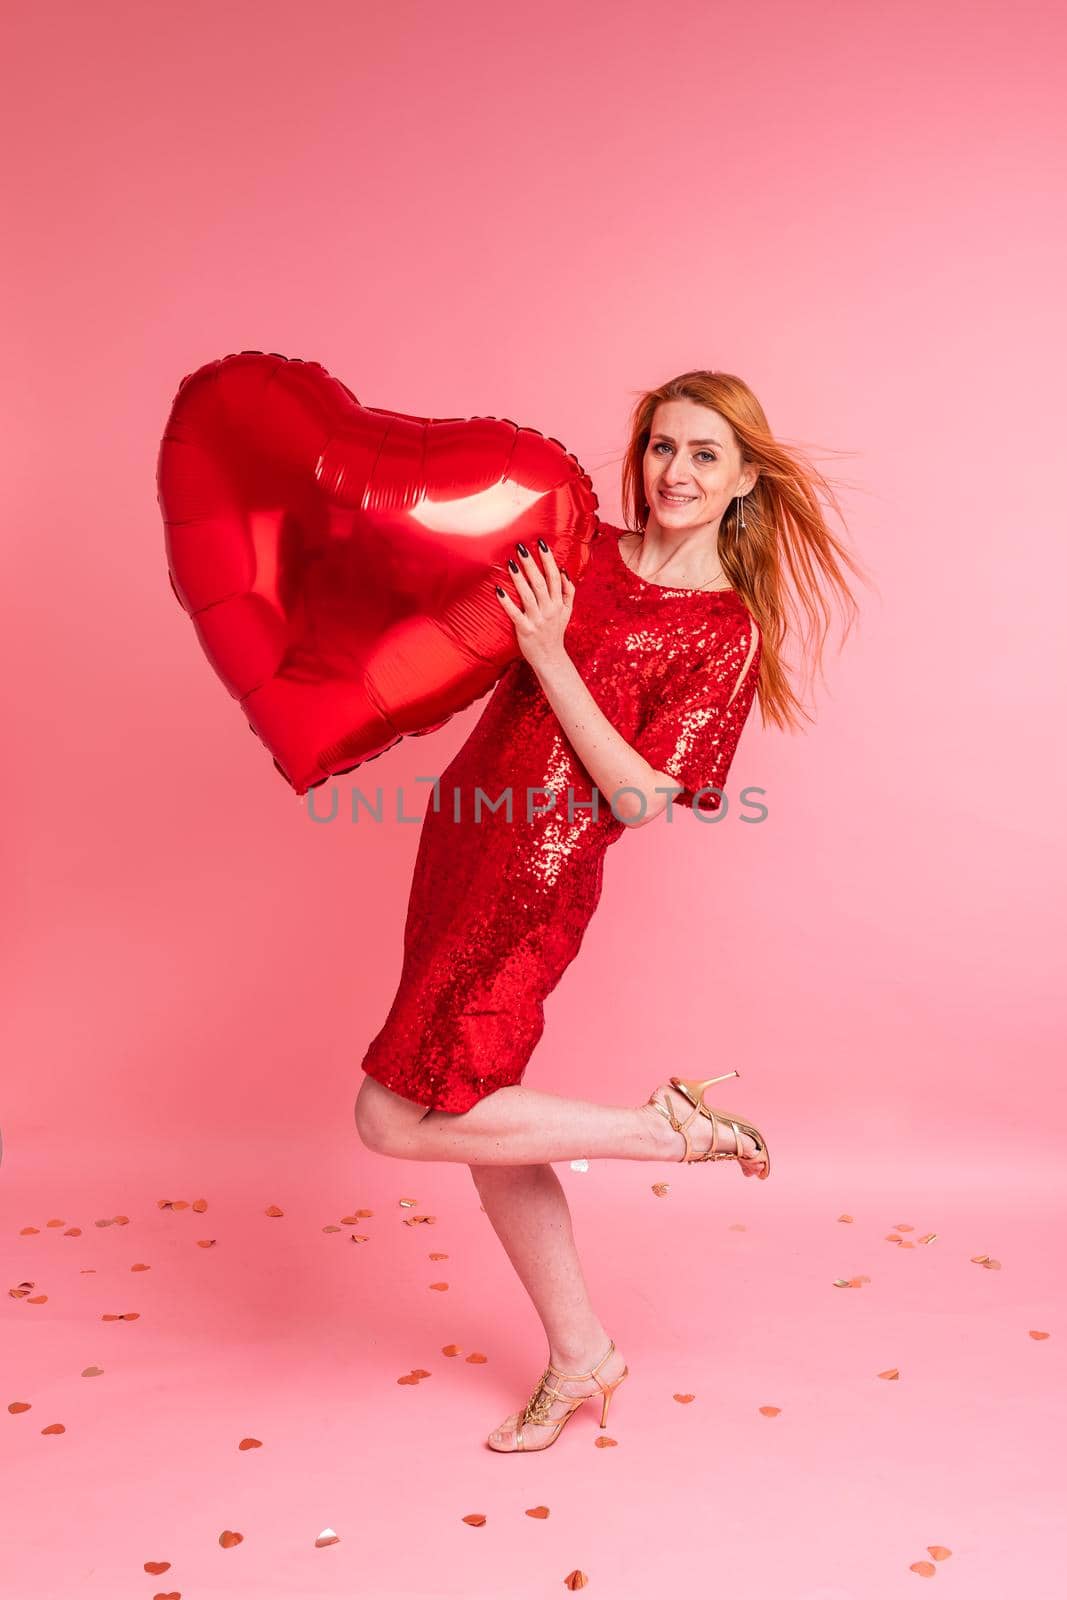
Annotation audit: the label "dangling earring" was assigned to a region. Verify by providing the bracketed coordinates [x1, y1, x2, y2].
[736, 493, 746, 530]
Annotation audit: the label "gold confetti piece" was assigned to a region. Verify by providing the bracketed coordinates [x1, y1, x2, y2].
[411, 1369, 432, 1379]
[114, 1216, 130, 1226]
[315, 1529, 340, 1548]
[899, 1241, 916, 1250]
[144, 1561, 171, 1575]
[564, 1569, 589, 1589]
[462, 1513, 486, 1526]
[46, 1219, 65, 1228]
[322, 1225, 343, 1234]
[340, 1216, 361, 1225]
[918, 1233, 937, 1244]
[466, 1352, 488, 1364]
[238, 1438, 262, 1450]
[355, 1208, 374, 1218]
[594, 1434, 617, 1447]
[399, 1199, 417, 1208]
[397, 1374, 420, 1385]
[101, 1312, 140, 1321]
[402, 1214, 437, 1226]
[348, 1234, 370, 1244]
[81, 1367, 104, 1378]
[838, 1214, 854, 1223]
[41, 1423, 65, 1435]
[95, 1218, 116, 1227]
[877, 1368, 900, 1380]
[982, 1259, 1002, 1270]
[154, 1591, 180, 1599]
[27, 1295, 48, 1305]
[885, 1234, 902, 1243]
[265, 1206, 284, 1218]
[19, 1227, 40, 1235]
[429, 1282, 449, 1291]
[429, 1252, 449, 1260]
[192, 1199, 208, 1213]
[63, 1228, 82, 1236]
[894, 1223, 914, 1232]
[758, 1406, 781, 1417]
[673, 1394, 696, 1404]
[970, 1254, 989, 1264]
[8, 1401, 31, 1413]
[1029, 1330, 1051, 1340]
[219, 1530, 243, 1549]
[442, 1344, 462, 1357]
[526, 1505, 550, 1518]
[909, 1560, 935, 1577]
[10, 1282, 36, 1298]
[196, 1240, 217, 1249]
[833, 1278, 852, 1287]
[131, 1263, 151, 1272]
[927, 1546, 951, 1560]
[651, 1182, 670, 1196]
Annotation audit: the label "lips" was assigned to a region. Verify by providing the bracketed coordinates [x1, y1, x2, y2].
[659, 491, 695, 503]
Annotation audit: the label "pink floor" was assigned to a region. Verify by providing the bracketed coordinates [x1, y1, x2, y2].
[2, 1130, 1062, 1599]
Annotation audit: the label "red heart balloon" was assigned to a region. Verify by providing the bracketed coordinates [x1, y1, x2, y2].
[157, 351, 599, 793]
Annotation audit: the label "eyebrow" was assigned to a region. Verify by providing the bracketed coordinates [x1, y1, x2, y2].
[651, 431, 724, 448]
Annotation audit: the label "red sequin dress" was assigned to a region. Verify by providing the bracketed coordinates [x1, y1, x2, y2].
[359, 521, 762, 1112]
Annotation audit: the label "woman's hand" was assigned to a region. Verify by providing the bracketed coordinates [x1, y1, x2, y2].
[494, 537, 575, 675]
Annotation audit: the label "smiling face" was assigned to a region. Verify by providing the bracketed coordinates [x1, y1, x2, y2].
[642, 397, 757, 534]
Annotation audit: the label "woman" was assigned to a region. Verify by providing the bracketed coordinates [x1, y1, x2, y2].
[354, 369, 861, 1453]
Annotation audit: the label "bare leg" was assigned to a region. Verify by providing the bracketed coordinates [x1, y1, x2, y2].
[355, 1076, 765, 1171]
[353, 1075, 766, 1452]
[471, 1161, 627, 1451]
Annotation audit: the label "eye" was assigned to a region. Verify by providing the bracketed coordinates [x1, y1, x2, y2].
[651, 443, 717, 463]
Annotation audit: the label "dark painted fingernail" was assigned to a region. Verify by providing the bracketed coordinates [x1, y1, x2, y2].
[507, 558, 519, 572]
[517, 543, 530, 557]
[495, 584, 505, 597]
[537, 538, 549, 552]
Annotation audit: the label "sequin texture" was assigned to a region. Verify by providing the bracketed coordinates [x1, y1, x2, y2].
[359, 522, 762, 1112]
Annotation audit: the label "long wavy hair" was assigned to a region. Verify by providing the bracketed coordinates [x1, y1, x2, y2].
[619, 370, 869, 733]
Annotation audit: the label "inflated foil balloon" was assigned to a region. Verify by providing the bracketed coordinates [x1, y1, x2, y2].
[157, 351, 599, 794]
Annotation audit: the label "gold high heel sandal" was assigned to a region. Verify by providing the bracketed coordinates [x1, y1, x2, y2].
[487, 1339, 629, 1453]
[648, 1070, 771, 1179]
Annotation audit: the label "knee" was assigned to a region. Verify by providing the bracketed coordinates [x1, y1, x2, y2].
[354, 1076, 403, 1155]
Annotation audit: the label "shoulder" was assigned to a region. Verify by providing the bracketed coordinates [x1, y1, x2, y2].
[595, 519, 628, 547]
[727, 597, 761, 644]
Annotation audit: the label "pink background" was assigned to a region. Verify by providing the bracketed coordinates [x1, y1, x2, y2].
[2, 1, 1064, 1596]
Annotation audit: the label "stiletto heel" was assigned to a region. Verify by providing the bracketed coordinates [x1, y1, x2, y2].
[600, 1368, 627, 1427]
[646, 1069, 771, 1179]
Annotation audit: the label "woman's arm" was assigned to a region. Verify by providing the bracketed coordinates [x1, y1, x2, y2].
[495, 541, 674, 826]
[533, 653, 676, 825]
